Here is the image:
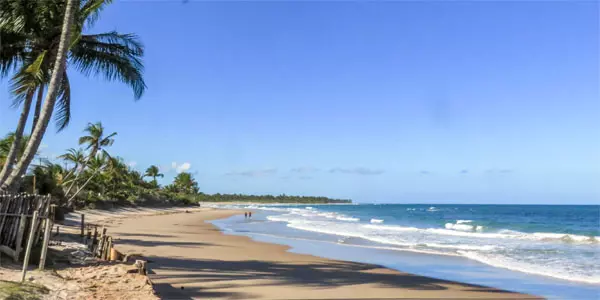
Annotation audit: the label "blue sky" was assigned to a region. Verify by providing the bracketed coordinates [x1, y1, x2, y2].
[1, 1, 598, 204]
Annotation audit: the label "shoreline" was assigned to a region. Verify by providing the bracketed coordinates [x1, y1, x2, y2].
[105, 208, 539, 299]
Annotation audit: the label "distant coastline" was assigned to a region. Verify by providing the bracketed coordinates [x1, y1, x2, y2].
[196, 193, 351, 204]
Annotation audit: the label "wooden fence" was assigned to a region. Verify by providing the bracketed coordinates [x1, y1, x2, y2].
[0, 193, 53, 262]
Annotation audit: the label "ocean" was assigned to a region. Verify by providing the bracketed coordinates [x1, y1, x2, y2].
[209, 203, 600, 299]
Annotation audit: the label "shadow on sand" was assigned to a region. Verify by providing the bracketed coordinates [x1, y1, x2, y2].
[144, 256, 534, 299]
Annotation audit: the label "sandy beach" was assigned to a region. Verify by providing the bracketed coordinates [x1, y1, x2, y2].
[100, 208, 540, 299]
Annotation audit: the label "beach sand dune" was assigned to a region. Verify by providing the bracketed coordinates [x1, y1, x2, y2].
[106, 209, 539, 299]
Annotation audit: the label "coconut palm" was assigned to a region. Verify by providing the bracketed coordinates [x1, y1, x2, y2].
[58, 147, 86, 182]
[144, 165, 163, 186]
[0, 0, 145, 190]
[63, 122, 116, 196]
[78, 122, 117, 158]
[173, 172, 199, 194]
[0, 0, 76, 190]
[0, 132, 30, 168]
[67, 152, 107, 206]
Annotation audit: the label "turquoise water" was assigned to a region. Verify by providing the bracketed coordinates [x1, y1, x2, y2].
[209, 203, 599, 299]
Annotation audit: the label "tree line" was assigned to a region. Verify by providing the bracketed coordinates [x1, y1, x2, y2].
[0, 122, 349, 207]
[196, 194, 350, 203]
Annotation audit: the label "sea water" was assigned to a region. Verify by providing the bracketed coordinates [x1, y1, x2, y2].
[209, 204, 600, 299]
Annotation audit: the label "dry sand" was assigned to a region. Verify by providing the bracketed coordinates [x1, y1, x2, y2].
[103, 208, 540, 299]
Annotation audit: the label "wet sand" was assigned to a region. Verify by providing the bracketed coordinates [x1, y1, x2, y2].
[105, 208, 540, 299]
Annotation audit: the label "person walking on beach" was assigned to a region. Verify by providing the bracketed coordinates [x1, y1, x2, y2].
[249, 211, 252, 218]
[244, 212, 248, 218]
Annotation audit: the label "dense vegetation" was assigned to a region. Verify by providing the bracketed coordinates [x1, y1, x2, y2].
[196, 194, 350, 204]
[0, 1, 350, 207]
[0, 124, 350, 208]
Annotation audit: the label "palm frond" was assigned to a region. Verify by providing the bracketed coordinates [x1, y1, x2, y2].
[79, 0, 113, 29]
[0, 29, 27, 78]
[100, 132, 117, 146]
[9, 50, 47, 106]
[70, 31, 145, 99]
[55, 70, 71, 131]
[78, 136, 94, 147]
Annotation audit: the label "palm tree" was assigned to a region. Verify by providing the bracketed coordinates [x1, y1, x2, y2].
[64, 122, 116, 197]
[0, 133, 30, 168]
[0, 0, 145, 190]
[144, 165, 163, 186]
[0, 0, 76, 190]
[58, 148, 86, 182]
[67, 152, 107, 206]
[78, 122, 117, 158]
[173, 172, 199, 194]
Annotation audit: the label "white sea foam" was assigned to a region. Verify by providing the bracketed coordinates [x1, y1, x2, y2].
[458, 250, 600, 284]
[444, 222, 475, 232]
[364, 224, 419, 232]
[215, 203, 600, 284]
[423, 243, 496, 251]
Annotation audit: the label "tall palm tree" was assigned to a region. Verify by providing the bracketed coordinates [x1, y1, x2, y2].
[0, 0, 145, 189]
[78, 122, 117, 158]
[173, 172, 199, 194]
[64, 122, 116, 197]
[144, 165, 163, 185]
[67, 152, 107, 206]
[58, 147, 86, 182]
[0, 0, 76, 190]
[0, 133, 29, 168]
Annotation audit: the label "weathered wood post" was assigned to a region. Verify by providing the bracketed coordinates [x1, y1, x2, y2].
[38, 217, 52, 270]
[14, 213, 28, 262]
[97, 226, 107, 258]
[21, 211, 39, 282]
[86, 227, 92, 249]
[80, 214, 85, 238]
[92, 226, 98, 254]
[135, 259, 147, 275]
[50, 204, 57, 221]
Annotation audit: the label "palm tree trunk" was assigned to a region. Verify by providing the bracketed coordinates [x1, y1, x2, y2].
[31, 85, 45, 134]
[0, 90, 35, 185]
[64, 154, 93, 197]
[0, 0, 78, 191]
[67, 169, 100, 207]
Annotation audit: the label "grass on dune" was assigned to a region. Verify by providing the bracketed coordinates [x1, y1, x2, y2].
[0, 280, 49, 300]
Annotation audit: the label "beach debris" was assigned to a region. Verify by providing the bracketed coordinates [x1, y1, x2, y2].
[134, 260, 147, 275]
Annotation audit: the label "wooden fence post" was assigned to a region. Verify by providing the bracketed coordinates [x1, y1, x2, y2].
[80, 214, 85, 238]
[92, 226, 98, 254]
[14, 213, 28, 262]
[21, 211, 39, 282]
[38, 218, 52, 270]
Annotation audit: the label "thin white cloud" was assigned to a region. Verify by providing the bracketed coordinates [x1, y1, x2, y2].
[176, 162, 191, 173]
[162, 162, 192, 173]
[226, 168, 277, 177]
[128, 161, 137, 168]
[290, 167, 320, 173]
[486, 168, 514, 174]
[329, 167, 384, 175]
